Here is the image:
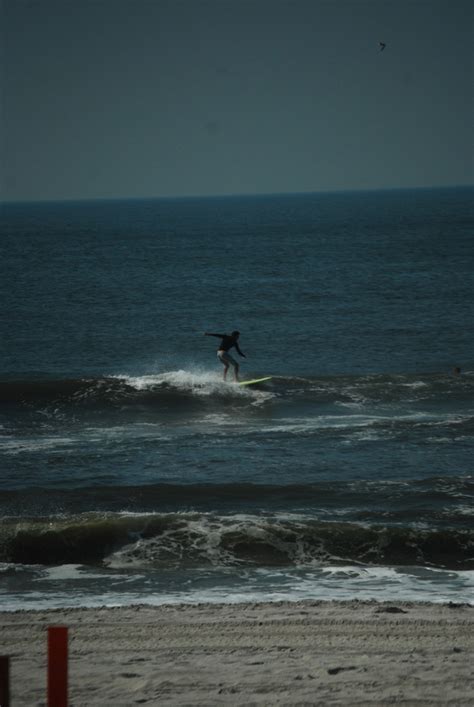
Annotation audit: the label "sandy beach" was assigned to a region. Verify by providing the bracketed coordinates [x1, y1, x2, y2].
[1, 600, 472, 706]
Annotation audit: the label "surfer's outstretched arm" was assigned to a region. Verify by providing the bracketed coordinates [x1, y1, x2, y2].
[204, 332, 225, 338]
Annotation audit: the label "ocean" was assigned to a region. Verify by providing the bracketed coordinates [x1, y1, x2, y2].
[1, 187, 473, 610]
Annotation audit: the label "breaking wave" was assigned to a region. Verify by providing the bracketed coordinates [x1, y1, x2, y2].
[1, 371, 259, 406]
[2, 370, 473, 409]
[1, 512, 472, 570]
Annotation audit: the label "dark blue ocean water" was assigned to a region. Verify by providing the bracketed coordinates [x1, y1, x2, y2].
[1, 188, 473, 609]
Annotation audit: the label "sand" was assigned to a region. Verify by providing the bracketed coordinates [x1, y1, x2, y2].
[1, 600, 473, 706]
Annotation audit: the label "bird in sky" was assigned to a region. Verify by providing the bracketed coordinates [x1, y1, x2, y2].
[379, 42, 386, 52]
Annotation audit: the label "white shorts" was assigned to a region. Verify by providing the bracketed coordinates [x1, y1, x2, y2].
[217, 350, 238, 368]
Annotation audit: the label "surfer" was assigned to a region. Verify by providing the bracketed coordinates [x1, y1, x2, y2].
[204, 331, 246, 382]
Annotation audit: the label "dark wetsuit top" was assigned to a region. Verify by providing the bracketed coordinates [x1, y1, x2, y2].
[207, 333, 245, 356]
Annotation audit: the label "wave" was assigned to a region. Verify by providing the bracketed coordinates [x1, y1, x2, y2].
[1, 477, 472, 516]
[1, 512, 472, 570]
[3, 371, 473, 451]
[2, 370, 473, 409]
[0, 371, 269, 409]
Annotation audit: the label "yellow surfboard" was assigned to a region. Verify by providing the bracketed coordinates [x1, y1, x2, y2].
[238, 377, 272, 387]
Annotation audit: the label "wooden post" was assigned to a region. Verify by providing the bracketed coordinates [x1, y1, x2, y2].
[48, 626, 68, 707]
[0, 656, 10, 707]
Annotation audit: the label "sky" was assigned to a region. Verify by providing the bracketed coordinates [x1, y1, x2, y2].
[1, 0, 473, 201]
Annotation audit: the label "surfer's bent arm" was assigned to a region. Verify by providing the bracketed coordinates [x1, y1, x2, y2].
[204, 332, 225, 338]
[235, 344, 246, 357]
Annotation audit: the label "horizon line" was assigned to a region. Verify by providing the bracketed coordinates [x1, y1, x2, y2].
[1, 183, 473, 207]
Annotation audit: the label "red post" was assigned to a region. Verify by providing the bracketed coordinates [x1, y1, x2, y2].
[0, 656, 10, 707]
[48, 626, 68, 707]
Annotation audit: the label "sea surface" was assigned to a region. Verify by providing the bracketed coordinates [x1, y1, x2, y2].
[1, 187, 473, 610]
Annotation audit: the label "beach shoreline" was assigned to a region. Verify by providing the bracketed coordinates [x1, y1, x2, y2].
[1, 599, 473, 705]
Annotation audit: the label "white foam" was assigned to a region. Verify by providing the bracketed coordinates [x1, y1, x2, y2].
[258, 413, 405, 435]
[402, 381, 428, 389]
[0, 437, 74, 455]
[34, 564, 142, 582]
[82, 424, 170, 441]
[115, 369, 265, 399]
[2, 565, 473, 611]
[0, 424, 175, 456]
[454, 504, 474, 517]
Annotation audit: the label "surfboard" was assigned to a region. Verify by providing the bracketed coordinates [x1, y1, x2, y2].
[238, 377, 272, 387]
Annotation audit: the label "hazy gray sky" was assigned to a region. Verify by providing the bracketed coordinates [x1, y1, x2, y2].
[2, 0, 473, 201]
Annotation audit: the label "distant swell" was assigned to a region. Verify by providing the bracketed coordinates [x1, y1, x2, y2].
[1, 513, 472, 570]
[0, 478, 472, 523]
